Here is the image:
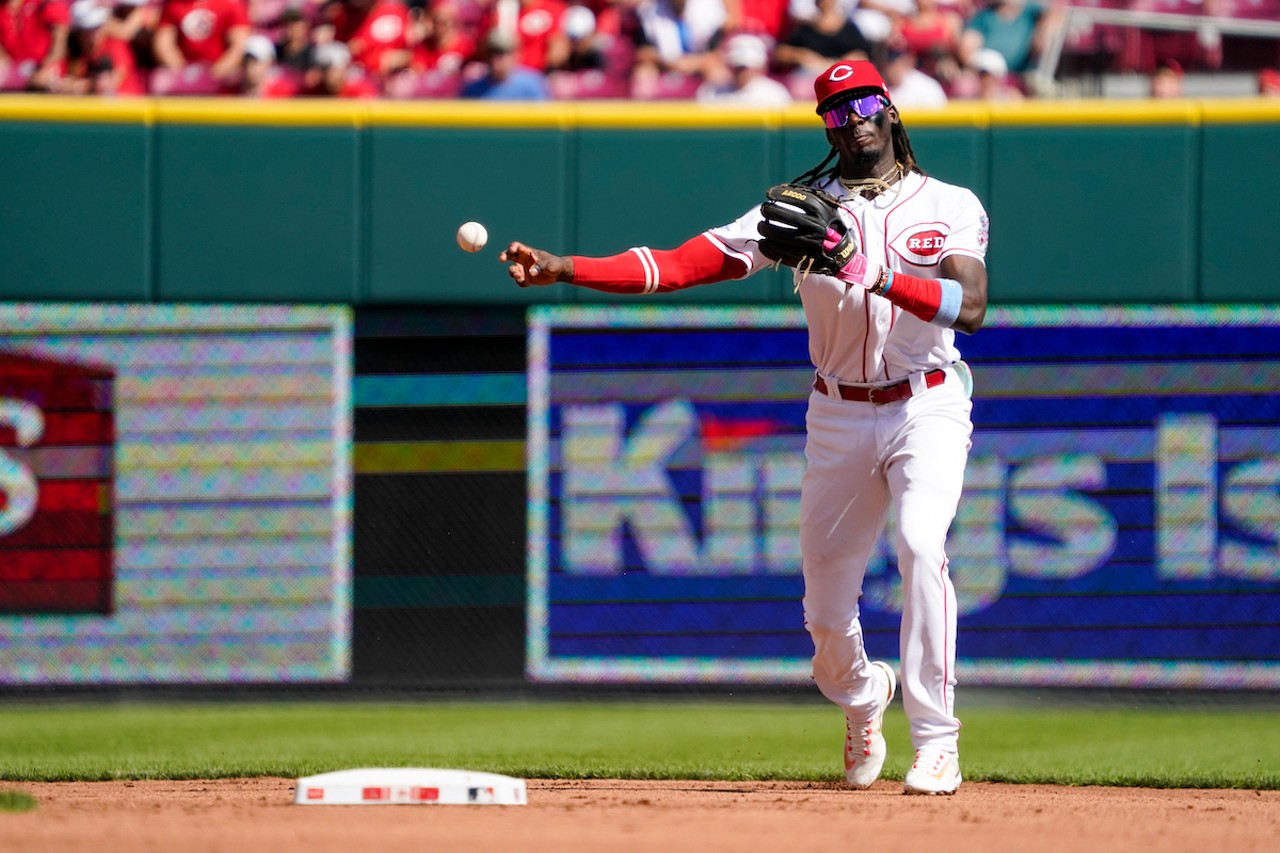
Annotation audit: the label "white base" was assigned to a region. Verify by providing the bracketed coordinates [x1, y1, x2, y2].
[294, 768, 527, 805]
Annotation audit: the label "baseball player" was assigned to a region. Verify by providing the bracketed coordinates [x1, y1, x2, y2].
[501, 59, 988, 795]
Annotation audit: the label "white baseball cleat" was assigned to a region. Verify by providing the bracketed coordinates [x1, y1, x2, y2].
[843, 661, 896, 788]
[903, 747, 962, 795]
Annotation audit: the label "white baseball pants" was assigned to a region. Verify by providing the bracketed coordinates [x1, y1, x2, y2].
[800, 367, 972, 751]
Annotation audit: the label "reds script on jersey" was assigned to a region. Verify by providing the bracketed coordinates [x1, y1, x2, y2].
[707, 171, 989, 383]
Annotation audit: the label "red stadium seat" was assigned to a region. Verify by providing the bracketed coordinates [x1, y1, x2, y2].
[600, 35, 636, 78]
[549, 69, 629, 100]
[639, 71, 702, 100]
[0, 61, 30, 91]
[149, 64, 222, 96]
[383, 69, 463, 99]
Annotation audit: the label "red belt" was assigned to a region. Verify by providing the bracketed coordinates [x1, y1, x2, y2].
[813, 369, 946, 405]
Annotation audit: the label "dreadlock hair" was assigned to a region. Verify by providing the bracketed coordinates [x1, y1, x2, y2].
[790, 110, 924, 187]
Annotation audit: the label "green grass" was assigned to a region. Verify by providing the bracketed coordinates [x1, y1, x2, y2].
[0, 699, 1275, 789]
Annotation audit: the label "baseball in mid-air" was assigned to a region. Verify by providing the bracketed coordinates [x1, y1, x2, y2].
[456, 221, 488, 253]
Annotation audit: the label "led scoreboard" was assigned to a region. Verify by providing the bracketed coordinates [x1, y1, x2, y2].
[527, 305, 1280, 689]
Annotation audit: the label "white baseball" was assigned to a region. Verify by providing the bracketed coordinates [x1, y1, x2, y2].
[456, 221, 488, 253]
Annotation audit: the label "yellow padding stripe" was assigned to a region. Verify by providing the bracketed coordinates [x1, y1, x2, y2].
[986, 99, 1200, 126]
[0, 95, 154, 123]
[3, 95, 1280, 128]
[1200, 99, 1280, 124]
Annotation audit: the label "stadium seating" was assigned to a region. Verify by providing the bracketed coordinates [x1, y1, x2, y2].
[640, 71, 703, 100]
[384, 69, 464, 99]
[548, 69, 630, 99]
[0, 63, 29, 92]
[149, 65, 223, 96]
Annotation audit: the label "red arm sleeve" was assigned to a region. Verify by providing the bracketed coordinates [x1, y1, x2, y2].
[879, 271, 942, 323]
[569, 234, 748, 294]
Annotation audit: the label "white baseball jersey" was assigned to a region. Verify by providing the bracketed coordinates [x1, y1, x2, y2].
[704, 170, 989, 384]
[696, 168, 989, 756]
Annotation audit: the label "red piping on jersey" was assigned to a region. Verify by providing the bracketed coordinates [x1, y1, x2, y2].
[941, 555, 951, 714]
[881, 310, 896, 381]
[885, 175, 930, 226]
[867, 177, 928, 380]
[860, 297, 872, 383]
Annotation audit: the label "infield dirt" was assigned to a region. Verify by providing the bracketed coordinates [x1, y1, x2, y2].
[1, 778, 1276, 852]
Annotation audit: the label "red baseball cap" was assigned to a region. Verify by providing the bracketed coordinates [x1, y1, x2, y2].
[814, 60, 890, 114]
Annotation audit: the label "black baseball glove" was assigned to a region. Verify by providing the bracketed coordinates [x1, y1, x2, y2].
[756, 183, 856, 275]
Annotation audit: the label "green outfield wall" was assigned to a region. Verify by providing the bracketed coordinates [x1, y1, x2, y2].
[2, 96, 1279, 306]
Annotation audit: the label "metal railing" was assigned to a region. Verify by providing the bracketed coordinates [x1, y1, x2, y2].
[1034, 6, 1280, 91]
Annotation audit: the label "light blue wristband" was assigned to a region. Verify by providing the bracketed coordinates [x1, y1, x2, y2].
[932, 278, 963, 328]
[878, 268, 895, 294]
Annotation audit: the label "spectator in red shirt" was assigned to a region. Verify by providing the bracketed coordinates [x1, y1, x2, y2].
[152, 0, 250, 82]
[723, 0, 786, 41]
[321, 0, 414, 78]
[409, 0, 473, 74]
[104, 0, 160, 76]
[62, 0, 145, 94]
[482, 0, 569, 72]
[0, 0, 71, 90]
[1261, 68, 1280, 98]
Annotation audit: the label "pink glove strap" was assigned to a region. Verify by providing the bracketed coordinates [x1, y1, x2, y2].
[834, 252, 882, 289]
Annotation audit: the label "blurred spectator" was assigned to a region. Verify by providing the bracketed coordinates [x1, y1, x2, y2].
[301, 36, 379, 94]
[273, 6, 313, 71]
[459, 26, 549, 97]
[408, 0, 473, 73]
[104, 0, 159, 76]
[153, 0, 251, 83]
[0, 0, 72, 90]
[627, 0, 725, 92]
[1150, 57, 1183, 100]
[894, 0, 961, 84]
[970, 44, 1019, 100]
[238, 29, 296, 93]
[696, 31, 789, 104]
[1260, 68, 1280, 99]
[788, 0, 906, 55]
[559, 2, 602, 70]
[852, 0, 902, 50]
[881, 36, 946, 108]
[960, 0, 1061, 81]
[483, 0, 570, 72]
[723, 0, 786, 42]
[774, 0, 869, 81]
[322, 0, 414, 79]
[63, 0, 145, 93]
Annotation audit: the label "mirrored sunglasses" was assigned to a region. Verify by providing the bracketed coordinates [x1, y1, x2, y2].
[822, 94, 889, 129]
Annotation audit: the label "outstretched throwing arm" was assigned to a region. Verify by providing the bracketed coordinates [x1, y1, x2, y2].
[500, 235, 747, 295]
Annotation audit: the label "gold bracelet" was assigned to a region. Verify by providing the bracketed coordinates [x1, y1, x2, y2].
[868, 267, 890, 295]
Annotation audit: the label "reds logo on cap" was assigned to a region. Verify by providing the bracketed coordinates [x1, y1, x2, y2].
[814, 60, 889, 113]
[890, 225, 949, 266]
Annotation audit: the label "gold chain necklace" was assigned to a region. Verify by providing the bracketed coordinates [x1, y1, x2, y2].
[838, 161, 905, 198]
